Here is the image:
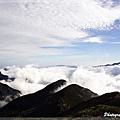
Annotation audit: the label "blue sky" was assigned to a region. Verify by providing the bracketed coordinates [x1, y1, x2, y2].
[0, 0, 120, 67]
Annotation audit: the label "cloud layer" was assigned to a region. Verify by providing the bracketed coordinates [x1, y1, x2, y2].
[0, 0, 120, 58]
[1, 64, 120, 95]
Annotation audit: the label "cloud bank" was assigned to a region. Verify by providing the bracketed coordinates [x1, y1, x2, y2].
[0, 64, 120, 95]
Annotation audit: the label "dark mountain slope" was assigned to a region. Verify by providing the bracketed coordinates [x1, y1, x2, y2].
[74, 104, 120, 117]
[0, 82, 21, 108]
[1, 79, 66, 112]
[25, 84, 98, 117]
[61, 91, 120, 117]
[0, 80, 98, 117]
[1, 79, 120, 117]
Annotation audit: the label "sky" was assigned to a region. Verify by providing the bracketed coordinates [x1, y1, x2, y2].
[0, 0, 120, 67]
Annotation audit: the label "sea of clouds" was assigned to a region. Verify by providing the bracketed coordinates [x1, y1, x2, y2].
[0, 64, 120, 96]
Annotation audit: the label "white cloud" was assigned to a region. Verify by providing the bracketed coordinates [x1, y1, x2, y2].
[0, 0, 120, 61]
[83, 37, 104, 43]
[0, 0, 120, 41]
[1, 64, 120, 96]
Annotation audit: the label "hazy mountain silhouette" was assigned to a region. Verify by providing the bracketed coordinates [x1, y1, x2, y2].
[62, 91, 120, 117]
[97, 62, 120, 67]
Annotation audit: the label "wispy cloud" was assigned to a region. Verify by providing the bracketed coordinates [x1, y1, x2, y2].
[110, 42, 120, 44]
[64, 55, 90, 59]
[83, 37, 104, 43]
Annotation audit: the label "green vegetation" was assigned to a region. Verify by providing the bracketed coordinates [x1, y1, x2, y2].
[74, 104, 120, 117]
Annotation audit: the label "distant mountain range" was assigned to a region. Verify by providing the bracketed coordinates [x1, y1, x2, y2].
[55, 65, 77, 68]
[0, 80, 120, 117]
[52, 62, 120, 68]
[98, 62, 120, 67]
[104, 62, 120, 66]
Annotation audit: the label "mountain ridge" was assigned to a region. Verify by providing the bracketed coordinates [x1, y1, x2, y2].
[0, 80, 120, 117]
[0, 80, 98, 117]
[97, 62, 120, 67]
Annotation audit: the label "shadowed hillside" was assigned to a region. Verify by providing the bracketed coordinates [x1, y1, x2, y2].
[0, 82, 21, 108]
[0, 79, 120, 117]
[0, 79, 98, 117]
[1, 79, 66, 112]
[61, 92, 120, 117]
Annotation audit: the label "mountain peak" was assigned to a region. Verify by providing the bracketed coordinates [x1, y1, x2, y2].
[43, 79, 67, 94]
[0, 80, 98, 117]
